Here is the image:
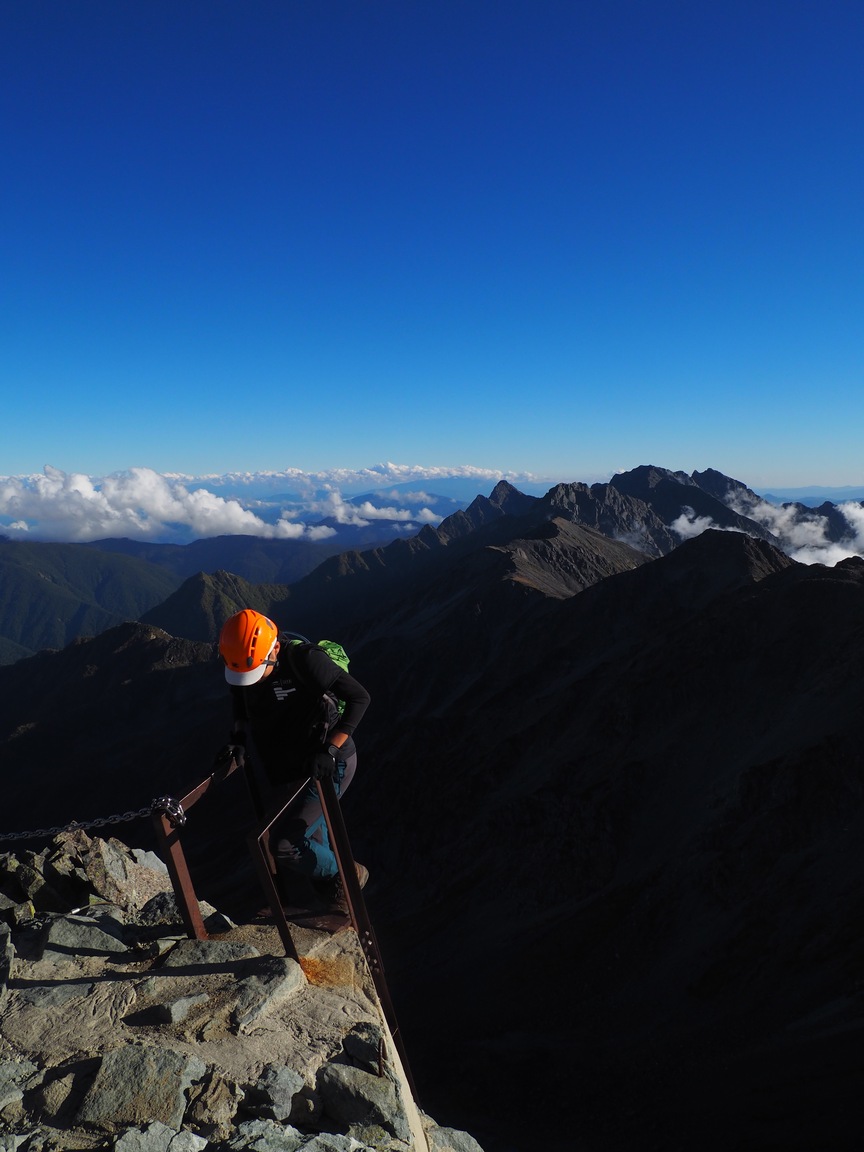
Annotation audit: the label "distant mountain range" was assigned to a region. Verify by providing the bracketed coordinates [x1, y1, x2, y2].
[2, 463, 863, 1149]
[760, 484, 864, 505]
[4, 463, 863, 664]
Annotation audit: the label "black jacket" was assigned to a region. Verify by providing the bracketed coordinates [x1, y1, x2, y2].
[230, 642, 370, 778]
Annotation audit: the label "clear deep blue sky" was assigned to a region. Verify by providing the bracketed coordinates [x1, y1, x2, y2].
[2, 0, 862, 488]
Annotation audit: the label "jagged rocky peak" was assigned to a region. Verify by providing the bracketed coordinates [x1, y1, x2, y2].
[691, 467, 763, 506]
[486, 479, 539, 514]
[434, 482, 537, 542]
[609, 463, 697, 496]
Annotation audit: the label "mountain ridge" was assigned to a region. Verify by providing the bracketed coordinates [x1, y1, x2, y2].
[2, 481, 864, 1148]
[3, 464, 860, 662]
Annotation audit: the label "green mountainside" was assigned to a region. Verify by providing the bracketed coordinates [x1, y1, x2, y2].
[139, 569, 286, 643]
[0, 540, 180, 660]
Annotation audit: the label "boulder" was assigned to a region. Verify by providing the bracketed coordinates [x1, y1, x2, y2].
[184, 1069, 245, 1141]
[244, 1064, 305, 1124]
[114, 1119, 208, 1151]
[424, 1121, 488, 1152]
[231, 956, 306, 1032]
[0, 923, 12, 1007]
[316, 1063, 411, 1144]
[75, 1046, 207, 1131]
[36, 912, 128, 959]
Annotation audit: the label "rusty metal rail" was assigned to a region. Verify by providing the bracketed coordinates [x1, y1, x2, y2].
[149, 757, 249, 941]
[315, 774, 418, 1100]
[150, 755, 418, 1100]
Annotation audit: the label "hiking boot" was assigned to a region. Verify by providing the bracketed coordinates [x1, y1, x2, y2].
[275, 861, 328, 912]
[320, 862, 369, 915]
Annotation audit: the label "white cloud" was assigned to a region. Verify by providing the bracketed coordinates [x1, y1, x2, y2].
[173, 461, 547, 495]
[0, 462, 497, 543]
[671, 492, 864, 566]
[729, 495, 864, 565]
[305, 492, 443, 528]
[670, 508, 736, 541]
[0, 466, 337, 543]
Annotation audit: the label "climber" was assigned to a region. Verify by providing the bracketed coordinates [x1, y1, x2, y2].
[216, 608, 371, 915]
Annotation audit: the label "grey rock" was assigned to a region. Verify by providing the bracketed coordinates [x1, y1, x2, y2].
[81, 836, 134, 904]
[0, 1135, 28, 1151]
[245, 1065, 305, 1124]
[138, 892, 179, 925]
[224, 1118, 304, 1150]
[0, 1058, 38, 1125]
[0, 900, 36, 928]
[343, 1125, 405, 1150]
[85, 904, 128, 929]
[8, 861, 67, 913]
[232, 957, 306, 1031]
[341, 1021, 386, 1075]
[75, 1046, 207, 1131]
[0, 836, 481, 1152]
[303, 1136, 372, 1151]
[41, 847, 92, 904]
[138, 892, 224, 930]
[316, 1063, 411, 1144]
[71, 834, 177, 917]
[1, 923, 12, 1003]
[151, 992, 209, 1024]
[425, 1123, 487, 1152]
[15, 981, 94, 1007]
[0, 1059, 39, 1097]
[185, 1070, 244, 1142]
[114, 1120, 208, 1151]
[130, 849, 168, 874]
[159, 938, 259, 969]
[202, 910, 236, 934]
[37, 913, 128, 957]
[28, 1065, 82, 1126]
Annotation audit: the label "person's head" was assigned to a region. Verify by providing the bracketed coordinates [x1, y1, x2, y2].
[219, 609, 279, 686]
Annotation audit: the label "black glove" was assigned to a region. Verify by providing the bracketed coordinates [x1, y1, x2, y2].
[214, 743, 245, 772]
[310, 746, 339, 781]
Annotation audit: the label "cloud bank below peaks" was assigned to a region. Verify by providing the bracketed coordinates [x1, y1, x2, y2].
[672, 496, 864, 565]
[0, 463, 547, 544]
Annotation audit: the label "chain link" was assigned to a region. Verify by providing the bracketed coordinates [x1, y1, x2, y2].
[0, 798, 184, 846]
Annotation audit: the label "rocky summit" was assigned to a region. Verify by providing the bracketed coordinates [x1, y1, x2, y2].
[0, 831, 484, 1152]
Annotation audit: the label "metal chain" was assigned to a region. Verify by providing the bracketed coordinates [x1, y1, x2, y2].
[0, 796, 186, 845]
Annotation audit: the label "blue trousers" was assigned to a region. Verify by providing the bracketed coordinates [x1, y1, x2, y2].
[273, 751, 357, 880]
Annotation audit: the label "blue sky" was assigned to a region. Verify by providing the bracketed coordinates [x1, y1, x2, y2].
[2, 0, 863, 496]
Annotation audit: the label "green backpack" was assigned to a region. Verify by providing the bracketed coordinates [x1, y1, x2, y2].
[285, 634, 350, 715]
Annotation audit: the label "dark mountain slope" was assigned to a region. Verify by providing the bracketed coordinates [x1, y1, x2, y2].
[269, 510, 647, 648]
[350, 534, 864, 1152]
[139, 570, 286, 642]
[0, 539, 180, 661]
[84, 527, 417, 584]
[487, 517, 648, 599]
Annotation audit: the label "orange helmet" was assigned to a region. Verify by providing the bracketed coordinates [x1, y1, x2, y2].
[219, 609, 279, 686]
